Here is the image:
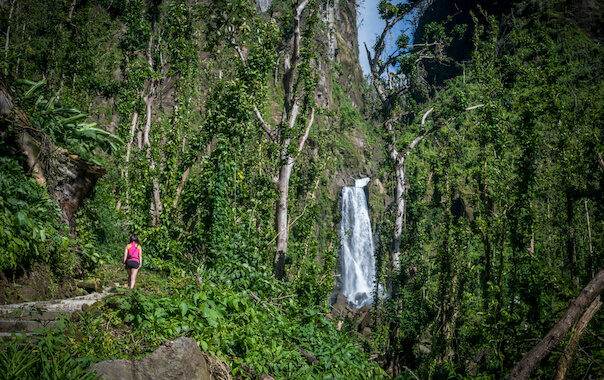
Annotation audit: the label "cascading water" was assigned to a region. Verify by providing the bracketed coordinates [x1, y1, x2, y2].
[338, 177, 376, 308]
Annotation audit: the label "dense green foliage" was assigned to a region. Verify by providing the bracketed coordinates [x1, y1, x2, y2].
[370, 1, 604, 379]
[60, 266, 387, 379]
[1, 0, 603, 379]
[0, 0, 380, 378]
[0, 157, 70, 273]
[0, 324, 101, 380]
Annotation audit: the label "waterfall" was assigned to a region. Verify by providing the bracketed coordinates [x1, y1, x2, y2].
[338, 177, 376, 308]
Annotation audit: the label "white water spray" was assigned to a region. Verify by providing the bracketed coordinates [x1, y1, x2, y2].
[338, 178, 376, 308]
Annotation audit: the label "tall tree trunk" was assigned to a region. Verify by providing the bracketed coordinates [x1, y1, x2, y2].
[232, 0, 313, 280]
[388, 107, 438, 267]
[509, 268, 604, 380]
[274, 158, 293, 279]
[479, 223, 492, 301]
[144, 86, 162, 226]
[566, 192, 577, 287]
[124, 110, 139, 209]
[584, 199, 594, 278]
[67, 0, 77, 22]
[479, 154, 492, 303]
[392, 160, 405, 268]
[3, 0, 14, 76]
[387, 106, 482, 269]
[144, 29, 162, 226]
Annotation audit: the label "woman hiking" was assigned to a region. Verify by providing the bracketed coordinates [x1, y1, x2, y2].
[123, 234, 142, 289]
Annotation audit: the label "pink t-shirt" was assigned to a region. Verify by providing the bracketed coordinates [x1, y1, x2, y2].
[126, 243, 140, 263]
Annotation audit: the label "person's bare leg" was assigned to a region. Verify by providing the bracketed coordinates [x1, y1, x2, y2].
[129, 267, 139, 289]
[126, 267, 132, 288]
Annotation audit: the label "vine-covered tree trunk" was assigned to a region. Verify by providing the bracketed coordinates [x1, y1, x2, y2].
[274, 158, 293, 279]
[229, 0, 315, 279]
[566, 192, 578, 287]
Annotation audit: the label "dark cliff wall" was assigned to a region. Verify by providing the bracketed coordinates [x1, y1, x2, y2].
[414, 0, 518, 87]
[414, 0, 603, 87]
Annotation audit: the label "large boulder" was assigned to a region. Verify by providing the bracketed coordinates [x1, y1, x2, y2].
[331, 293, 351, 318]
[89, 337, 223, 380]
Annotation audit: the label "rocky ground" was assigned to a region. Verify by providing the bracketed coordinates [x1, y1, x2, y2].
[0, 262, 164, 342]
[0, 263, 164, 305]
[0, 286, 117, 341]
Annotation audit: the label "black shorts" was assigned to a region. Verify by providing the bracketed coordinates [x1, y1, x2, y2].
[125, 260, 140, 269]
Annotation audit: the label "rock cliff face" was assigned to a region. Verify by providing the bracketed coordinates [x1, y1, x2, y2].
[333, 0, 365, 110]
[323, 0, 390, 233]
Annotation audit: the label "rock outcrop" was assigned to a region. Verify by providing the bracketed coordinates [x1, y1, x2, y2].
[89, 337, 228, 380]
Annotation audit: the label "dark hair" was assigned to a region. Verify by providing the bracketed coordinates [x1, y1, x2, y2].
[129, 234, 141, 245]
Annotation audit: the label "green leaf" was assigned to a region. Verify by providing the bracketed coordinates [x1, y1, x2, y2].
[44, 95, 56, 112]
[15, 212, 27, 226]
[15, 79, 37, 86]
[51, 107, 82, 115]
[179, 301, 189, 317]
[23, 78, 47, 98]
[199, 340, 208, 351]
[59, 113, 88, 125]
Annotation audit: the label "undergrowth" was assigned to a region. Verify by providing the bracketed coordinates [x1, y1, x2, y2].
[0, 326, 101, 380]
[3, 262, 387, 380]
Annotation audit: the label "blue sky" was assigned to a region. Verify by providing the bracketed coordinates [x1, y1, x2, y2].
[356, 0, 412, 76]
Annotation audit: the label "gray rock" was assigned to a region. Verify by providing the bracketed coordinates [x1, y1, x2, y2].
[358, 309, 372, 332]
[89, 337, 213, 380]
[335, 293, 348, 306]
[331, 303, 348, 318]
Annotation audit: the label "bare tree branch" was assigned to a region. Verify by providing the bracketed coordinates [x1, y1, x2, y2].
[421, 107, 434, 125]
[296, 107, 314, 154]
[372, 14, 406, 76]
[553, 296, 602, 380]
[253, 105, 276, 143]
[296, 0, 310, 15]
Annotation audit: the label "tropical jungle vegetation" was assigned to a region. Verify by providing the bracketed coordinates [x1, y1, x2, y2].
[0, 0, 603, 379]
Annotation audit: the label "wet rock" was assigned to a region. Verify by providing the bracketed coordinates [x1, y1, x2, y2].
[335, 293, 348, 306]
[360, 326, 372, 338]
[331, 293, 350, 317]
[358, 309, 372, 332]
[331, 303, 348, 318]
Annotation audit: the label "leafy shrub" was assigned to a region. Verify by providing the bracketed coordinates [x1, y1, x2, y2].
[0, 157, 71, 274]
[0, 328, 101, 380]
[17, 79, 124, 162]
